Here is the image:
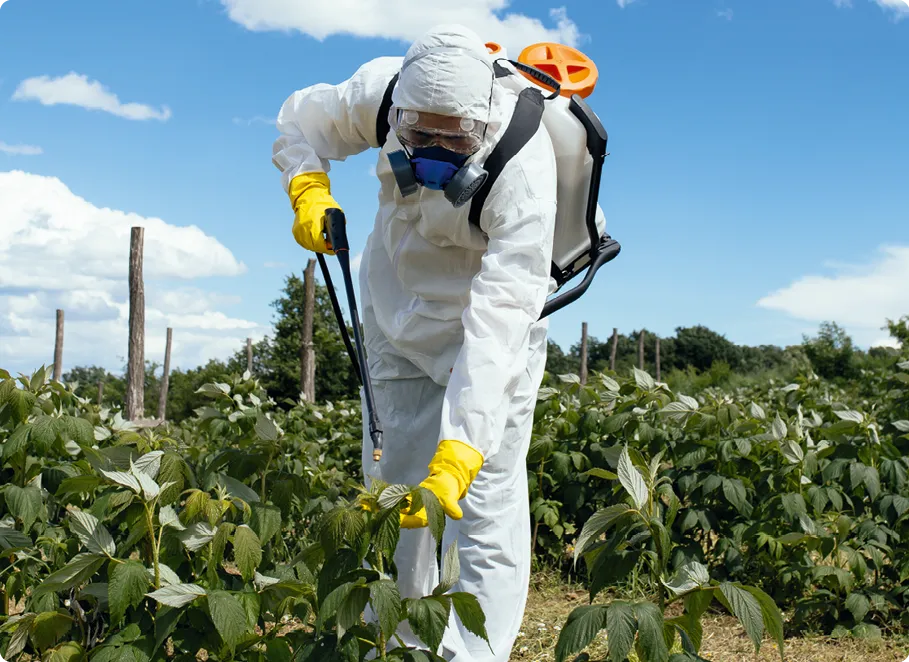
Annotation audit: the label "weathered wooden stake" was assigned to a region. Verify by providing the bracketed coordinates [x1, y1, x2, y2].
[53, 309, 64, 381]
[638, 330, 645, 371]
[609, 328, 618, 372]
[97, 380, 104, 407]
[656, 337, 662, 382]
[246, 337, 253, 374]
[579, 322, 589, 385]
[126, 227, 145, 421]
[301, 259, 316, 402]
[157, 327, 173, 421]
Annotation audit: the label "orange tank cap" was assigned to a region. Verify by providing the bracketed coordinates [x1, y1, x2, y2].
[485, 42, 503, 55]
[517, 42, 598, 99]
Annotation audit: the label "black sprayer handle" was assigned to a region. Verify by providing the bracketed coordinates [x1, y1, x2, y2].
[321, 208, 384, 461]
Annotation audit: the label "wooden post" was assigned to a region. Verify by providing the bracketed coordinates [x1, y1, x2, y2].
[655, 337, 662, 382]
[157, 327, 173, 421]
[609, 328, 618, 372]
[300, 259, 316, 402]
[246, 337, 253, 374]
[126, 227, 145, 421]
[638, 330, 645, 370]
[579, 322, 589, 385]
[53, 309, 64, 381]
[97, 380, 104, 407]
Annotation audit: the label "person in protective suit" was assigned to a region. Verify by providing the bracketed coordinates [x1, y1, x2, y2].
[272, 23, 556, 662]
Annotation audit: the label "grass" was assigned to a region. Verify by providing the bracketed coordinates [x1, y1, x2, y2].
[512, 572, 909, 662]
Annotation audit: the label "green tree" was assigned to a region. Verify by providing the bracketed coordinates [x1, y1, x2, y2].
[802, 321, 858, 380]
[886, 315, 909, 347]
[248, 273, 359, 405]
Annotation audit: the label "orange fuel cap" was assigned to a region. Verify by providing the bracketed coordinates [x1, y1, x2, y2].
[485, 42, 503, 55]
[517, 42, 598, 98]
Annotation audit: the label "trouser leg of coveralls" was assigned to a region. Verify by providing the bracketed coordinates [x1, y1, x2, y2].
[361, 324, 549, 662]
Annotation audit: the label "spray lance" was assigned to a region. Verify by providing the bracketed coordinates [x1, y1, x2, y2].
[315, 208, 384, 463]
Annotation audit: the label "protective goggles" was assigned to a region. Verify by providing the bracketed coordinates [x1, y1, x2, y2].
[394, 109, 487, 155]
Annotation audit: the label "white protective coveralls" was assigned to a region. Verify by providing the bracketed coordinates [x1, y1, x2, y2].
[272, 24, 557, 662]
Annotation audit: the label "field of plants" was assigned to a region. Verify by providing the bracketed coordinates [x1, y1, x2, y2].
[1, 340, 908, 661]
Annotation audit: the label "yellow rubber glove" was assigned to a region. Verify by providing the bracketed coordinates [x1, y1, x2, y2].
[401, 439, 484, 529]
[288, 172, 343, 254]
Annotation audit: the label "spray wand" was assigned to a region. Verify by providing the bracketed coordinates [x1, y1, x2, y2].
[316, 208, 384, 462]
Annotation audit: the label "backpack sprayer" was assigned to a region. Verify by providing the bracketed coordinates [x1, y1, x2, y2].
[316, 41, 621, 466]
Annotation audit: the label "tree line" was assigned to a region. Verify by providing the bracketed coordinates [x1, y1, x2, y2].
[62, 274, 908, 422]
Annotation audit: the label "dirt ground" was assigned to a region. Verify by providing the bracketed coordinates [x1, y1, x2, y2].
[512, 573, 909, 662]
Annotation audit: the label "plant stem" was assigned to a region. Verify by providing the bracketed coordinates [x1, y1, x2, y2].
[145, 503, 161, 589]
[261, 453, 273, 502]
[531, 459, 545, 556]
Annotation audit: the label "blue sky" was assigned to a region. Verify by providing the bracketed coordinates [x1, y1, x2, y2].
[1, 0, 908, 376]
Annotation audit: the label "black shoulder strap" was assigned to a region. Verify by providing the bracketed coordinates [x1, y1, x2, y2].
[467, 87, 545, 229]
[376, 73, 399, 148]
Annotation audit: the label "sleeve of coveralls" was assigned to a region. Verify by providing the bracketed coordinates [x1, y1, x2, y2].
[438, 133, 558, 460]
[271, 56, 403, 193]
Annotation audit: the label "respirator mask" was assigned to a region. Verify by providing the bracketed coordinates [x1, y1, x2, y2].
[387, 109, 488, 208]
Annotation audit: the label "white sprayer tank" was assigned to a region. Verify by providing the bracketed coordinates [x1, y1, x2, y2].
[495, 55, 607, 286]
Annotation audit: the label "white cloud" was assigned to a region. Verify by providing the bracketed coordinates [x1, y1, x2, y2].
[0, 171, 264, 375]
[0, 141, 42, 156]
[717, 9, 734, 20]
[834, 0, 909, 15]
[12, 73, 171, 121]
[616, 0, 637, 7]
[218, 1, 581, 55]
[350, 252, 363, 272]
[756, 244, 909, 347]
[233, 115, 276, 127]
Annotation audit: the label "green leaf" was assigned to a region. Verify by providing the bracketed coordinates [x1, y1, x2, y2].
[34, 553, 106, 597]
[893, 420, 909, 433]
[69, 510, 115, 556]
[30, 610, 73, 652]
[574, 504, 633, 561]
[663, 562, 710, 596]
[719, 583, 764, 653]
[236, 591, 261, 630]
[781, 493, 807, 519]
[158, 505, 185, 531]
[320, 582, 356, 626]
[780, 439, 804, 464]
[146, 583, 207, 608]
[3, 423, 30, 459]
[67, 416, 94, 446]
[4, 613, 36, 659]
[834, 410, 864, 424]
[668, 613, 703, 655]
[618, 446, 648, 509]
[0, 525, 32, 550]
[407, 596, 451, 654]
[370, 579, 403, 641]
[554, 604, 607, 662]
[30, 416, 59, 454]
[255, 414, 279, 441]
[852, 623, 882, 640]
[109, 560, 150, 623]
[338, 585, 370, 635]
[771, 415, 787, 441]
[684, 589, 714, 621]
[250, 503, 281, 544]
[721, 478, 747, 513]
[7, 387, 36, 424]
[634, 601, 669, 662]
[634, 368, 656, 390]
[178, 521, 217, 552]
[233, 524, 263, 582]
[845, 592, 871, 623]
[207, 590, 250, 650]
[6, 484, 43, 531]
[434, 540, 460, 596]
[742, 585, 784, 660]
[419, 487, 445, 544]
[748, 402, 766, 420]
[450, 591, 490, 646]
[46, 641, 85, 662]
[132, 451, 163, 479]
[217, 474, 260, 504]
[606, 601, 637, 662]
[584, 467, 619, 481]
[154, 606, 183, 654]
[99, 468, 141, 494]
